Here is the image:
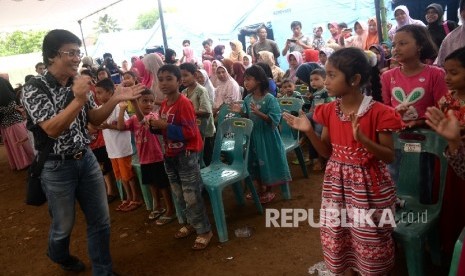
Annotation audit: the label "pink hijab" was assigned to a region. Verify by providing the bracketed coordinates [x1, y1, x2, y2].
[286, 51, 303, 83]
[133, 59, 150, 87]
[142, 53, 165, 107]
[203, 60, 212, 76]
[214, 65, 241, 109]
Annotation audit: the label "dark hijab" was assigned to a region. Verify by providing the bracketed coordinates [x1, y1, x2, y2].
[295, 62, 322, 86]
[0, 77, 17, 107]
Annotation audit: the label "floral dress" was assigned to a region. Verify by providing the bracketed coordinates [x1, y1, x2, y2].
[437, 91, 465, 254]
[313, 96, 402, 275]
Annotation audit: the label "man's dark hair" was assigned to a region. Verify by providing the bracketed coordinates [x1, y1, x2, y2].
[25, 74, 34, 83]
[42, 29, 81, 66]
[290, 21, 302, 29]
[35, 62, 45, 70]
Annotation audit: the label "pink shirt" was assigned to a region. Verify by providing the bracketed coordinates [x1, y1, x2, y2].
[381, 65, 447, 121]
[125, 113, 164, 164]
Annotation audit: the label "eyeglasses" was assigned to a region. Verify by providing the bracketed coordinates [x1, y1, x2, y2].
[58, 50, 84, 59]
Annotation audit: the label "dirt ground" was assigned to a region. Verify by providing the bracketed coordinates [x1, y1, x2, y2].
[0, 145, 450, 276]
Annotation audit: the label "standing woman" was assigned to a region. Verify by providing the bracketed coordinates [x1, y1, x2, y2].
[364, 17, 379, 50]
[229, 40, 246, 62]
[0, 77, 34, 170]
[425, 3, 457, 49]
[388, 5, 426, 40]
[142, 53, 165, 110]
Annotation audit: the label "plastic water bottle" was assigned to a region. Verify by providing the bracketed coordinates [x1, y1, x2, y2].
[234, 226, 252, 238]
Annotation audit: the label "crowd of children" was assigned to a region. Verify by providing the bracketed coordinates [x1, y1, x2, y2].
[1, 1, 465, 274]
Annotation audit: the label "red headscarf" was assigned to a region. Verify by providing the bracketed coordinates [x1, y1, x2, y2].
[232, 61, 246, 87]
[133, 59, 152, 88]
[303, 49, 320, 62]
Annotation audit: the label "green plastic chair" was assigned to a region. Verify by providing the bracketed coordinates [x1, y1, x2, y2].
[392, 129, 448, 276]
[201, 118, 263, 242]
[196, 117, 208, 169]
[449, 227, 465, 276]
[216, 103, 242, 164]
[278, 98, 309, 179]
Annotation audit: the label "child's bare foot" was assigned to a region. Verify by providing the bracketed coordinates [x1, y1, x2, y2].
[192, 231, 213, 250]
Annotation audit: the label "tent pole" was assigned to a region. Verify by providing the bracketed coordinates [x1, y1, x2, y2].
[157, 0, 168, 52]
[78, 20, 88, 57]
[375, 0, 389, 42]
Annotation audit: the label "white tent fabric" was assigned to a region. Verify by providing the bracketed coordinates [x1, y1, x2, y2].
[0, 0, 122, 31]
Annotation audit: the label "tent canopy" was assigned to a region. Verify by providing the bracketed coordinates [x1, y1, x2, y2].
[0, 0, 122, 31]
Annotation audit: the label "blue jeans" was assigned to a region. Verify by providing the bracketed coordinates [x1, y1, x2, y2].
[41, 148, 112, 275]
[164, 152, 211, 234]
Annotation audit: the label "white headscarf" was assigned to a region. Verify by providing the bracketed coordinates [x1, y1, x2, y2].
[198, 69, 215, 104]
[388, 5, 426, 39]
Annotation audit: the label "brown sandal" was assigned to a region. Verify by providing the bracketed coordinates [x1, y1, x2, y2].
[192, 232, 213, 250]
[174, 225, 195, 239]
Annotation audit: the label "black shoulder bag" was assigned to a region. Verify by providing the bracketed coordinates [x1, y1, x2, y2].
[25, 83, 75, 206]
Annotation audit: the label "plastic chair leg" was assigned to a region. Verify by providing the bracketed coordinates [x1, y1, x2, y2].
[294, 147, 309, 178]
[403, 238, 426, 276]
[280, 182, 291, 200]
[206, 187, 228, 242]
[428, 225, 442, 266]
[132, 165, 153, 210]
[116, 180, 124, 201]
[245, 177, 263, 214]
[232, 182, 245, 206]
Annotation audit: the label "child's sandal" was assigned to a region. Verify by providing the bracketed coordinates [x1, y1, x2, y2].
[115, 200, 129, 211]
[174, 225, 195, 239]
[192, 232, 213, 250]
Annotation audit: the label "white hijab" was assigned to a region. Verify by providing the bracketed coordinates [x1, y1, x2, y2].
[198, 69, 215, 104]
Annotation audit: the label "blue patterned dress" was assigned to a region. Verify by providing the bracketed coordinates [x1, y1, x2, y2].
[242, 93, 291, 185]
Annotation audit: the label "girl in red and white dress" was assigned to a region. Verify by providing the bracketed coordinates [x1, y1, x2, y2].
[284, 47, 402, 275]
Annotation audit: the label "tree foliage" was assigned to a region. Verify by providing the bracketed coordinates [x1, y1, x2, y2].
[134, 9, 159, 30]
[0, 30, 47, 57]
[94, 14, 122, 34]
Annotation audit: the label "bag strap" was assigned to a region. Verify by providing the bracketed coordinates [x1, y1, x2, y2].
[442, 21, 450, 35]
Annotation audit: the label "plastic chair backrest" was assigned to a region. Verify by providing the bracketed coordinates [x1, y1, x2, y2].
[393, 129, 448, 207]
[211, 118, 253, 170]
[217, 103, 241, 127]
[278, 98, 303, 141]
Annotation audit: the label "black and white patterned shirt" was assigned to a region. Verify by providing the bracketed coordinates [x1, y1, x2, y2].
[21, 73, 96, 154]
